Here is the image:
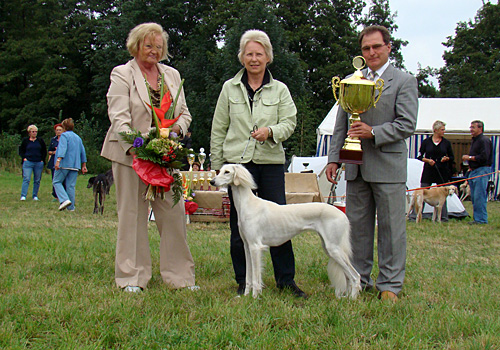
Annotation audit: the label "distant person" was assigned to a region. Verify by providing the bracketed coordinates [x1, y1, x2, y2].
[53, 118, 88, 211]
[326, 25, 418, 302]
[47, 123, 65, 199]
[416, 120, 454, 221]
[19, 124, 47, 201]
[462, 120, 492, 224]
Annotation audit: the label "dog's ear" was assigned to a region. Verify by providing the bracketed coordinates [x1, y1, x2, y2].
[87, 177, 96, 188]
[232, 166, 241, 186]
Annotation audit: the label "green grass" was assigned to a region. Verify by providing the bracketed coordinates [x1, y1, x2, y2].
[1, 170, 499, 349]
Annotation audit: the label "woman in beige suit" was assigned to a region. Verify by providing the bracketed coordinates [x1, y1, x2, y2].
[101, 23, 197, 293]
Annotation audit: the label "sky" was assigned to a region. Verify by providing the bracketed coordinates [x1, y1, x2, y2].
[387, 0, 491, 84]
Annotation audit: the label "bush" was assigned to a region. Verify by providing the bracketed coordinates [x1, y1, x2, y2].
[0, 132, 22, 171]
[75, 113, 111, 174]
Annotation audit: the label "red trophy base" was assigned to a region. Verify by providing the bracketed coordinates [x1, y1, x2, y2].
[339, 149, 363, 164]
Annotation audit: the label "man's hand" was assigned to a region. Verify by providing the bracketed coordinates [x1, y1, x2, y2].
[347, 121, 374, 139]
[326, 162, 340, 184]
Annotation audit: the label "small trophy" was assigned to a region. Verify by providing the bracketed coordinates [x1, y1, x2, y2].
[188, 149, 195, 172]
[332, 56, 384, 164]
[198, 148, 206, 171]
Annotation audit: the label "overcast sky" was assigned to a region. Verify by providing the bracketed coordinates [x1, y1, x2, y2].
[388, 0, 491, 82]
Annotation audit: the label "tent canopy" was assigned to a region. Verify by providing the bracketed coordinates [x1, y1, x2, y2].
[318, 98, 500, 137]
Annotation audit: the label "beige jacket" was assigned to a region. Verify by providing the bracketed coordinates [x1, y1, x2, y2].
[101, 59, 191, 166]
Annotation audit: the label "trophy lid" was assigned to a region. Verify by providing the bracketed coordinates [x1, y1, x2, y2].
[340, 56, 374, 86]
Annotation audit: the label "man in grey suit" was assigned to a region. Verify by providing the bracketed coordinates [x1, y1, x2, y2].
[326, 25, 418, 302]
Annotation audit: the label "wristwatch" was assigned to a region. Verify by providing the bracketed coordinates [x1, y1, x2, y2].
[370, 128, 375, 137]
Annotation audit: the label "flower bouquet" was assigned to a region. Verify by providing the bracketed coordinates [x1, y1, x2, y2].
[120, 75, 189, 205]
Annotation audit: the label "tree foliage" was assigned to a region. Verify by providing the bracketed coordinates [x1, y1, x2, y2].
[439, 2, 500, 97]
[1, 0, 407, 160]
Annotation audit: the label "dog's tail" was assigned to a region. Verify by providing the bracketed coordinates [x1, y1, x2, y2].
[325, 215, 359, 299]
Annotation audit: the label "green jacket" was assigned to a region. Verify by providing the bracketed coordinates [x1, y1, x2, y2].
[210, 69, 297, 170]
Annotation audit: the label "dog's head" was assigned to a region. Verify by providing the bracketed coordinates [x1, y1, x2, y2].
[211, 164, 257, 189]
[87, 176, 96, 188]
[447, 186, 456, 196]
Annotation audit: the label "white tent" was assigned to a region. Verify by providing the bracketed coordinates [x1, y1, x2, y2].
[316, 98, 500, 199]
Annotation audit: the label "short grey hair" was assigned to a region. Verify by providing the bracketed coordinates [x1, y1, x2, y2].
[126, 22, 170, 61]
[238, 29, 273, 65]
[432, 120, 446, 132]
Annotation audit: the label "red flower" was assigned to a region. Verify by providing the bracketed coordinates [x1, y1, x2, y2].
[147, 91, 182, 129]
[132, 157, 174, 191]
[185, 200, 198, 215]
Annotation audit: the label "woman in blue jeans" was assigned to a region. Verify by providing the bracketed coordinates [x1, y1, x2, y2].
[53, 118, 88, 211]
[19, 125, 47, 201]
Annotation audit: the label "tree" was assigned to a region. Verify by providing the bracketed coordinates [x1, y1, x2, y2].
[360, 0, 408, 70]
[0, 0, 99, 137]
[275, 0, 362, 156]
[439, 2, 500, 97]
[416, 64, 440, 98]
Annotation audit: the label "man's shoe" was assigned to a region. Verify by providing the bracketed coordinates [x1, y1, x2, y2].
[20, 196, 26, 201]
[468, 221, 486, 225]
[33, 196, 39, 201]
[380, 290, 398, 302]
[237, 283, 245, 295]
[278, 282, 308, 299]
[123, 286, 142, 293]
[58, 200, 71, 211]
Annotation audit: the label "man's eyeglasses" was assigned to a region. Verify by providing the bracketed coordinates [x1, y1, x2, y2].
[361, 43, 387, 52]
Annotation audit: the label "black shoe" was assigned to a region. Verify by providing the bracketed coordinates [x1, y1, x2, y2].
[278, 282, 308, 299]
[237, 283, 245, 295]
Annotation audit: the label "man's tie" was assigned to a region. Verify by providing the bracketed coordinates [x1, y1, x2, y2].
[368, 71, 377, 81]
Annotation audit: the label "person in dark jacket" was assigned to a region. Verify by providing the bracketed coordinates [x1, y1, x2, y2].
[19, 124, 47, 201]
[416, 120, 454, 221]
[462, 120, 492, 224]
[47, 123, 64, 199]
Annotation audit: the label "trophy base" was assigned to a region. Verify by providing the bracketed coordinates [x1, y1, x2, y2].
[339, 149, 363, 165]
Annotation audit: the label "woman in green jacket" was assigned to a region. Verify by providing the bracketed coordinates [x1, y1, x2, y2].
[211, 29, 306, 298]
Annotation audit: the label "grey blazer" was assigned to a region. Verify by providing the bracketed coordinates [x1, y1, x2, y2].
[328, 64, 418, 183]
[101, 59, 191, 167]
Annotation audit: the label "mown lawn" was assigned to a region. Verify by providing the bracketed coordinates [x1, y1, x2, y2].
[1, 170, 499, 349]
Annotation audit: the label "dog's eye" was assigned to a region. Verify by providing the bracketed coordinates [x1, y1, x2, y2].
[224, 170, 230, 174]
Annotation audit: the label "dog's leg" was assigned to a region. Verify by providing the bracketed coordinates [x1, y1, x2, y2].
[99, 183, 105, 215]
[249, 244, 264, 298]
[415, 194, 423, 223]
[241, 234, 252, 296]
[93, 187, 99, 214]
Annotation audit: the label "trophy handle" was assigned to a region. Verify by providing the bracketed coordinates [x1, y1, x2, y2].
[373, 78, 384, 107]
[331, 77, 341, 102]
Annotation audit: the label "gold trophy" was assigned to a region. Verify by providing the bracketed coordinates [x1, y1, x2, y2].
[332, 56, 384, 164]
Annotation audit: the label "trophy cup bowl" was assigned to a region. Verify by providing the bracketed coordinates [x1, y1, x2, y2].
[332, 56, 384, 164]
[187, 149, 195, 172]
[198, 148, 206, 171]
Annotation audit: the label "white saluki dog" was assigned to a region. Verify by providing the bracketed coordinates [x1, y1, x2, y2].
[211, 164, 361, 299]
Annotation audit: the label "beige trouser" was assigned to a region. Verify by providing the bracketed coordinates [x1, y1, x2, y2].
[113, 162, 196, 289]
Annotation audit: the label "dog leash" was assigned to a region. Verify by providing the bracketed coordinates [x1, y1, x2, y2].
[407, 170, 500, 192]
[239, 125, 264, 163]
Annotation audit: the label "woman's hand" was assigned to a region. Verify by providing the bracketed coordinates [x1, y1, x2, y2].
[250, 127, 269, 142]
[426, 158, 436, 166]
[441, 156, 449, 162]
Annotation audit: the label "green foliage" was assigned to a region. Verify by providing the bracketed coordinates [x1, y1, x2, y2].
[439, 2, 500, 97]
[0, 132, 22, 171]
[360, 0, 408, 70]
[75, 112, 110, 174]
[1, 0, 407, 160]
[416, 64, 440, 98]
